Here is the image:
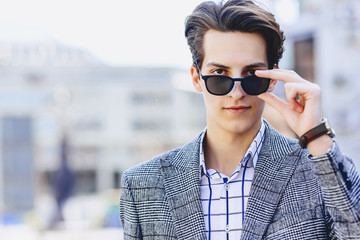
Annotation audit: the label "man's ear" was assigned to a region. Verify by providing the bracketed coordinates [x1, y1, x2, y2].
[191, 65, 203, 92]
[267, 65, 278, 92]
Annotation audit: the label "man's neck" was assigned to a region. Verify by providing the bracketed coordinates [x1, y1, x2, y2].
[204, 121, 262, 177]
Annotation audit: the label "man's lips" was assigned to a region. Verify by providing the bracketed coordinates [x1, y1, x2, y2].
[224, 106, 251, 113]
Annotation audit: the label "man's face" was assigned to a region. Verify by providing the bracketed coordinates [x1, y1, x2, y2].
[191, 30, 276, 136]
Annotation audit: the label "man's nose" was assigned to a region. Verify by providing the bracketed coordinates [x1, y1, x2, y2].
[228, 81, 246, 99]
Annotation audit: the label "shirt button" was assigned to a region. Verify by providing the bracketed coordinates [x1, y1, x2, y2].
[225, 225, 230, 233]
[224, 183, 230, 191]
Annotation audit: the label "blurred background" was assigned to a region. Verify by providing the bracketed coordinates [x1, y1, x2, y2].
[0, 0, 359, 239]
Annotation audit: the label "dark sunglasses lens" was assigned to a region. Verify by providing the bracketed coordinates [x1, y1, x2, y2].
[206, 76, 233, 95]
[241, 76, 270, 95]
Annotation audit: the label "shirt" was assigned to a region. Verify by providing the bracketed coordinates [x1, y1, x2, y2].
[199, 121, 266, 240]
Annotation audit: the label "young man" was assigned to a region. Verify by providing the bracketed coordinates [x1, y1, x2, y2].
[120, 0, 360, 239]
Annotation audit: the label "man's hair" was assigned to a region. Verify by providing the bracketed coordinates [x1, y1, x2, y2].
[185, 0, 285, 69]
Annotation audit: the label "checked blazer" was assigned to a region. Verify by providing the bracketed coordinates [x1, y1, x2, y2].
[120, 121, 360, 239]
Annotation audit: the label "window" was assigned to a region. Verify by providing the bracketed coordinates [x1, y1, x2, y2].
[1, 117, 34, 214]
[294, 37, 315, 82]
[131, 91, 171, 105]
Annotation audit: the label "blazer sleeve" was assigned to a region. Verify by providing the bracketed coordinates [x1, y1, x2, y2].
[309, 141, 360, 239]
[119, 171, 143, 240]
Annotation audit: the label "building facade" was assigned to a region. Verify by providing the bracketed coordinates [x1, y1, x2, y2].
[279, 0, 360, 169]
[0, 41, 206, 222]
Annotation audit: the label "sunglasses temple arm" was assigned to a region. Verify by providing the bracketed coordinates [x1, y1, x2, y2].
[194, 61, 202, 74]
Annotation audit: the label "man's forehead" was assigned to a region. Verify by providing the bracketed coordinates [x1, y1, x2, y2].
[203, 61, 267, 68]
[202, 30, 267, 68]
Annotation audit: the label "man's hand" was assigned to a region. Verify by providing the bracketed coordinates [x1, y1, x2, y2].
[256, 69, 333, 155]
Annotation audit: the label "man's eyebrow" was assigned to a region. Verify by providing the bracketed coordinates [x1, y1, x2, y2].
[245, 62, 268, 69]
[204, 62, 268, 69]
[205, 62, 230, 69]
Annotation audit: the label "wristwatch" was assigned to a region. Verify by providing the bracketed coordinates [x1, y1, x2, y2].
[299, 118, 335, 149]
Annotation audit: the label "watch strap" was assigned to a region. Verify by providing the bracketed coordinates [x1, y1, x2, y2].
[299, 119, 335, 149]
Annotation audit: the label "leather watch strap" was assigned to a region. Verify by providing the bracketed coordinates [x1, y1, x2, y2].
[299, 118, 335, 149]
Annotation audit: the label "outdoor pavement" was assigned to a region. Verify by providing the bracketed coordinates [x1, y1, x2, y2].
[0, 225, 123, 240]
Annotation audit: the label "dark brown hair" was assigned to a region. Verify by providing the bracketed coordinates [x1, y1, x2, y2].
[185, 0, 285, 69]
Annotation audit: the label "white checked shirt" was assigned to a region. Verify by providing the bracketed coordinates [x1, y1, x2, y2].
[199, 121, 266, 240]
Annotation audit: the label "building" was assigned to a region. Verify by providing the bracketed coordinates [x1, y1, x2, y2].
[0, 38, 206, 223]
[277, 0, 360, 169]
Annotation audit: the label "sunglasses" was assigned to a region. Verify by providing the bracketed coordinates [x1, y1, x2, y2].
[196, 63, 271, 96]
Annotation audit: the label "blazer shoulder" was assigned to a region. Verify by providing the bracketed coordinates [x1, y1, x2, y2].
[123, 146, 182, 179]
[263, 120, 308, 156]
[286, 136, 303, 152]
[282, 136, 312, 162]
[287, 136, 312, 156]
[123, 133, 202, 179]
[280, 135, 315, 174]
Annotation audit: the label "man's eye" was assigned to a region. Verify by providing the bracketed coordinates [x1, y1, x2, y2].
[248, 69, 256, 75]
[213, 69, 226, 75]
[243, 69, 256, 76]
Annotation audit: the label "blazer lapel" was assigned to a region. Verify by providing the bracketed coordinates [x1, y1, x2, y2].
[241, 122, 302, 239]
[160, 135, 207, 240]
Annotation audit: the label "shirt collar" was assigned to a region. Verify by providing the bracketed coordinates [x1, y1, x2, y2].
[199, 120, 266, 178]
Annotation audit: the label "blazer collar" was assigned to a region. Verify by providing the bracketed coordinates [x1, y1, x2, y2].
[241, 121, 303, 239]
[160, 134, 207, 239]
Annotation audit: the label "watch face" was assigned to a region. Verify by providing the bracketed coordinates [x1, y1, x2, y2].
[329, 127, 336, 138]
[324, 118, 335, 137]
[324, 119, 331, 131]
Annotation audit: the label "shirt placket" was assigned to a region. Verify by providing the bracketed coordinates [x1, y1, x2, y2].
[223, 177, 230, 240]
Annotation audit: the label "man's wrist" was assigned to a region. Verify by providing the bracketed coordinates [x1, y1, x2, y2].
[298, 118, 335, 149]
[306, 134, 334, 156]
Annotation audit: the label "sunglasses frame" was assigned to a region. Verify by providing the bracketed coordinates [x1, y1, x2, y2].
[195, 62, 271, 96]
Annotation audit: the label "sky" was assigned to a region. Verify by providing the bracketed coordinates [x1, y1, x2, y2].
[0, 0, 299, 69]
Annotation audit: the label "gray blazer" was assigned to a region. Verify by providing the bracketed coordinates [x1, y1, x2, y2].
[120, 122, 360, 239]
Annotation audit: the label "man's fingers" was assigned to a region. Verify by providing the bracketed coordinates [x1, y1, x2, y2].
[256, 69, 303, 83]
[257, 92, 288, 116]
[284, 83, 305, 113]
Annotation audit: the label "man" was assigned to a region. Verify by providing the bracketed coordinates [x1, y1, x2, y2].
[120, 0, 360, 239]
